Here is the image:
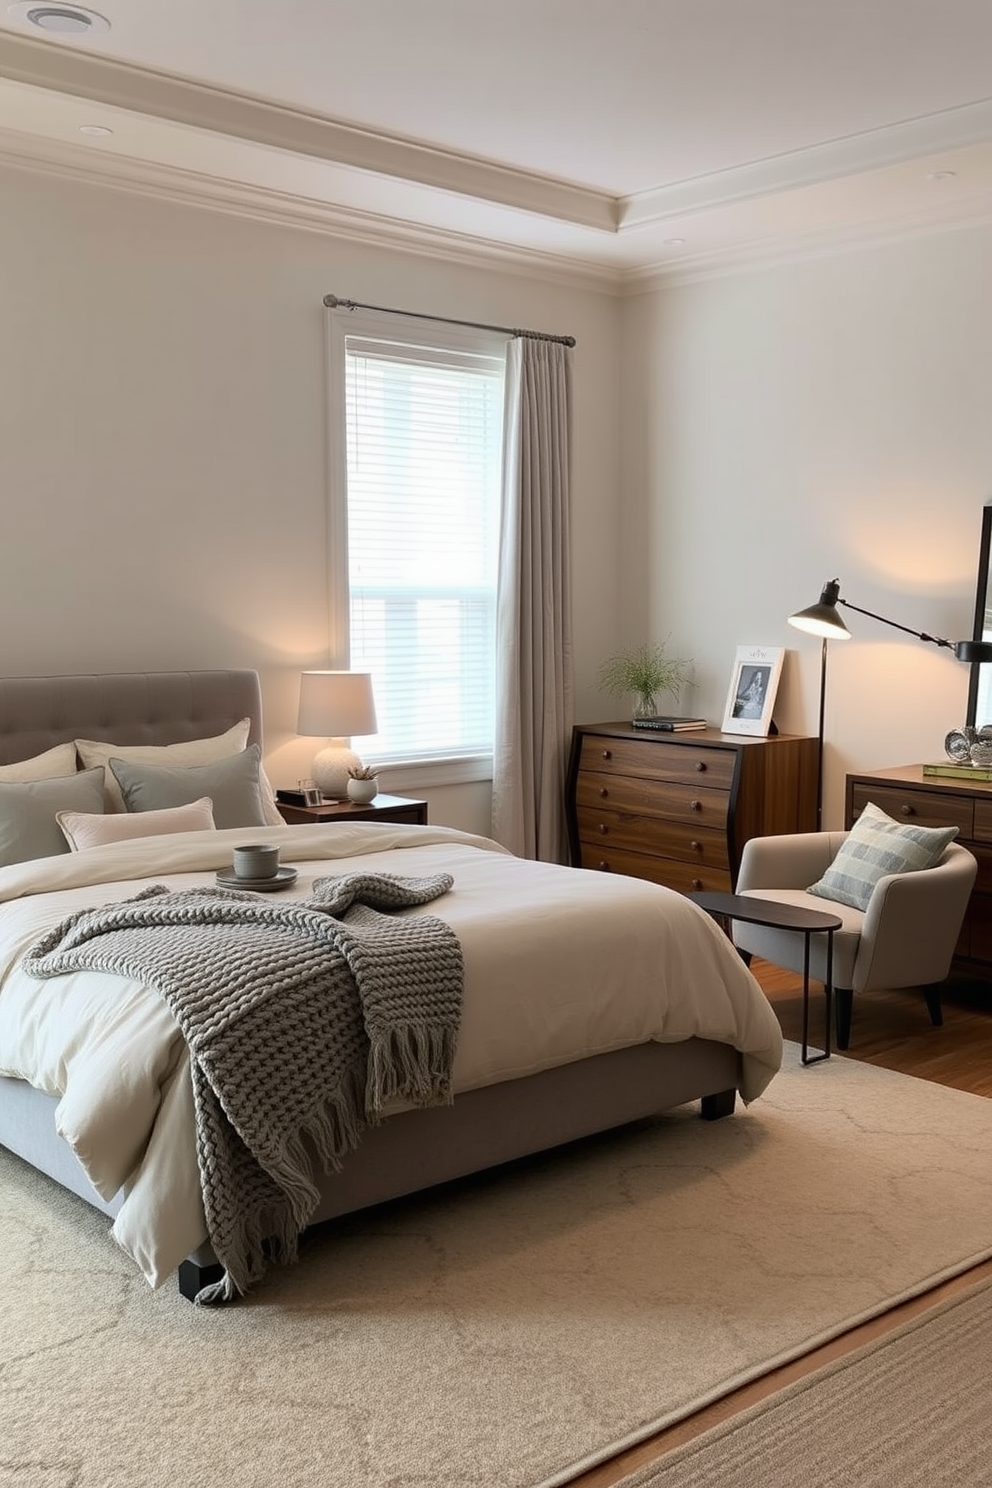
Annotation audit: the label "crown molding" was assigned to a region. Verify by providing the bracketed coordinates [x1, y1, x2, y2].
[0, 126, 623, 293]
[619, 96, 992, 228]
[0, 29, 617, 231]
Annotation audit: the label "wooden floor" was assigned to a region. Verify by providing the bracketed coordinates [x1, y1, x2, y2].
[569, 962, 992, 1488]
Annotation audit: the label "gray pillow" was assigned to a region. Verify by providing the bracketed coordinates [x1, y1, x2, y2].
[109, 745, 267, 830]
[808, 801, 959, 911]
[0, 767, 105, 868]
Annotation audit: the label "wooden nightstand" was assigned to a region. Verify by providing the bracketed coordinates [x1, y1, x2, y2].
[276, 793, 428, 826]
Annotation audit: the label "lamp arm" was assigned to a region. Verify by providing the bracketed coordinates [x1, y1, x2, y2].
[835, 598, 954, 651]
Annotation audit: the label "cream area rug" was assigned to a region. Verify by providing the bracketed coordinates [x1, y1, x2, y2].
[2, 1044, 991, 1488]
[615, 1276, 992, 1488]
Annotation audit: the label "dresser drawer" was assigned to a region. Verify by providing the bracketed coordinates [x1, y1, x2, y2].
[972, 800, 992, 844]
[849, 783, 974, 836]
[577, 735, 736, 789]
[576, 806, 729, 868]
[575, 771, 730, 827]
[577, 842, 732, 894]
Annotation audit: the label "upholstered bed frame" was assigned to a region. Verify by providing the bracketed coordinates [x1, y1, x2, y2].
[0, 669, 741, 1300]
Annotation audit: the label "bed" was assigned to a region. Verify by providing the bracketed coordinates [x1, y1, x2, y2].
[0, 669, 783, 1302]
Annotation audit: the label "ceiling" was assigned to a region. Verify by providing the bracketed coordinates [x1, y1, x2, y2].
[3, 0, 992, 285]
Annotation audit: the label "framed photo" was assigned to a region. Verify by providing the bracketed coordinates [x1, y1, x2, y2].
[721, 645, 784, 736]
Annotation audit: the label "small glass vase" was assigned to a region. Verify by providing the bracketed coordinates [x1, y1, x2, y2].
[633, 693, 658, 720]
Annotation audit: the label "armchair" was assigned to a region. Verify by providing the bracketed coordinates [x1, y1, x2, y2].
[732, 831, 977, 1049]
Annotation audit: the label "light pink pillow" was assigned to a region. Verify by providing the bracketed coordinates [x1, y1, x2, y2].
[56, 797, 216, 851]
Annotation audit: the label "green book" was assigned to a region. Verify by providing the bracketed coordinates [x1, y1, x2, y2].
[922, 761, 992, 781]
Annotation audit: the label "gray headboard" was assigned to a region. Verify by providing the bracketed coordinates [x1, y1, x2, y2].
[0, 670, 264, 767]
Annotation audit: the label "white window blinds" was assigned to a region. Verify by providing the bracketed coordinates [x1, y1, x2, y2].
[341, 331, 506, 767]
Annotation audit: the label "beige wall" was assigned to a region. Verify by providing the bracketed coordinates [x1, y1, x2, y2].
[621, 228, 992, 827]
[6, 159, 992, 839]
[0, 165, 621, 835]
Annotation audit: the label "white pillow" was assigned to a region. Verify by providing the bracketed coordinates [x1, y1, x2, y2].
[0, 741, 78, 783]
[57, 796, 216, 851]
[74, 719, 283, 825]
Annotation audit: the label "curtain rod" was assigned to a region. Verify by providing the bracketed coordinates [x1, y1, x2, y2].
[323, 294, 576, 347]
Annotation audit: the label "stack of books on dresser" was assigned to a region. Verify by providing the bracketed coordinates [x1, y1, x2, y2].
[631, 716, 708, 732]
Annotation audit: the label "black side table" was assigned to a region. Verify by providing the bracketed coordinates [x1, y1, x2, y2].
[687, 891, 842, 1065]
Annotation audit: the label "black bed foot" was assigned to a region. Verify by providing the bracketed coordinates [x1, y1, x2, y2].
[700, 1087, 736, 1120]
[177, 1257, 225, 1302]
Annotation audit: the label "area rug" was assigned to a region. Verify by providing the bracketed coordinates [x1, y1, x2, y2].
[615, 1276, 992, 1488]
[2, 1044, 991, 1488]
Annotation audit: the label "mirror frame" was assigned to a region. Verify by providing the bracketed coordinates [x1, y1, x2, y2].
[966, 502, 992, 727]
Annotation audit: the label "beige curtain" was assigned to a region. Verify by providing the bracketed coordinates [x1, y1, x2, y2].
[492, 337, 574, 862]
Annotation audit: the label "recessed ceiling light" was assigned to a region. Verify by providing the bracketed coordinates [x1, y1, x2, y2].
[6, 3, 110, 33]
[78, 124, 113, 137]
[927, 170, 957, 181]
[664, 237, 686, 246]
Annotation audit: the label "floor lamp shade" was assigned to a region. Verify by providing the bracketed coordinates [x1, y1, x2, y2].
[297, 671, 378, 798]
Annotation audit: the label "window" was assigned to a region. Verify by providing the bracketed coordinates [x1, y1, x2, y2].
[326, 312, 507, 780]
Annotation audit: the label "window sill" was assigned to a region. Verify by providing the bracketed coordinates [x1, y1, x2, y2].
[369, 755, 493, 791]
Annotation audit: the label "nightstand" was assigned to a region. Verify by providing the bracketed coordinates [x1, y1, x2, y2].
[276, 793, 428, 826]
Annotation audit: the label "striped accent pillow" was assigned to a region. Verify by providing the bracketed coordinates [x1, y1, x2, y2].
[808, 801, 958, 911]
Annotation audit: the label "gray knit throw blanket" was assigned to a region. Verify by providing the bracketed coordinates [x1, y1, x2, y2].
[22, 870, 462, 1304]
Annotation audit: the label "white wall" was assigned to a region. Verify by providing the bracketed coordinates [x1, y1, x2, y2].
[622, 227, 992, 827]
[0, 164, 621, 836]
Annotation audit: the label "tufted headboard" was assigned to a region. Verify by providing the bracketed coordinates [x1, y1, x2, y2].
[0, 670, 264, 767]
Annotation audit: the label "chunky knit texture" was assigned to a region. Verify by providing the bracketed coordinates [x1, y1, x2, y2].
[22, 871, 463, 1302]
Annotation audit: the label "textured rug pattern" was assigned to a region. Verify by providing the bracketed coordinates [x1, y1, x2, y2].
[616, 1277, 992, 1488]
[1, 1045, 991, 1488]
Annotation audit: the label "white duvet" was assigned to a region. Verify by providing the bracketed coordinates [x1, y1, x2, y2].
[0, 822, 782, 1287]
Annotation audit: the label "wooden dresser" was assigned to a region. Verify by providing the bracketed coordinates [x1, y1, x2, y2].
[846, 765, 992, 976]
[566, 723, 818, 894]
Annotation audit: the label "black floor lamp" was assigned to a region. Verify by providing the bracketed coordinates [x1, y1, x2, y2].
[787, 579, 992, 830]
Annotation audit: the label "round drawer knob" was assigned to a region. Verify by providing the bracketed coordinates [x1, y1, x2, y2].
[597, 861, 610, 871]
[598, 787, 609, 798]
[690, 840, 701, 851]
[601, 749, 612, 760]
[691, 799, 702, 812]
[691, 877, 703, 889]
[695, 761, 706, 772]
[598, 823, 609, 834]
[900, 804, 916, 817]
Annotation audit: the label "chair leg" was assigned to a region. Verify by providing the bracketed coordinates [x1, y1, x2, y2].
[922, 983, 944, 1028]
[835, 988, 854, 1050]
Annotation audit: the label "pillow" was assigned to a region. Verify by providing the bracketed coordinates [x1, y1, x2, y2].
[57, 796, 216, 852]
[109, 746, 267, 830]
[74, 719, 283, 825]
[808, 801, 960, 911]
[0, 741, 78, 783]
[75, 720, 251, 812]
[0, 768, 105, 868]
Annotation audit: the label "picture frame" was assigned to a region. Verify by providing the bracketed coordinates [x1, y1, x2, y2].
[721, 645, 785, 736]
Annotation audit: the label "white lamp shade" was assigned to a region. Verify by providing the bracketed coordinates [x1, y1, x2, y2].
[297, 671, 378, 738]
[297, 671, 378, 799]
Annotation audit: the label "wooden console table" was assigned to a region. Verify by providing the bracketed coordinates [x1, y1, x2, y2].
[846, 764, 992, 977]
[565, 724, 818, 894]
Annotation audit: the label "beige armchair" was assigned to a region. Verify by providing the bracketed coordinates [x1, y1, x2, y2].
[732, 831, 977, 1049]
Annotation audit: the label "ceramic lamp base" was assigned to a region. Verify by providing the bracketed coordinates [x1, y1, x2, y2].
[311, 743, 361, 799]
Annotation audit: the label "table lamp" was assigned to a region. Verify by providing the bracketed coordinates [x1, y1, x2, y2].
[296, 670, 377, 799]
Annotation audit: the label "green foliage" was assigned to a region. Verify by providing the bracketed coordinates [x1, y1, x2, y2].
[597, 640, 691, 705]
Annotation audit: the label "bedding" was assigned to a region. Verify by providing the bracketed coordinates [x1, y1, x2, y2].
[57, 797, 216, 850]
[0, 821, 783, 1294]
[108, 745, 268, 827]
[0, 768, 106, 868]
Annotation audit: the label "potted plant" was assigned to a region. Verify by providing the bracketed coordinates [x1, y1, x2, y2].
[346, 762, 379, 804]
[597, 639, 691, 720]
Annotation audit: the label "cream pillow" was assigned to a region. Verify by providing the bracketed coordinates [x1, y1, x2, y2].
[0, 741, 78, 783]
[74, 719, 283, 825]
[57, 797, 216, 851]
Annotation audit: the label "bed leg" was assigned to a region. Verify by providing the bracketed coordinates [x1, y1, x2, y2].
[700, 1088, 736, 1120]
[177, 1257, 225, 1302]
